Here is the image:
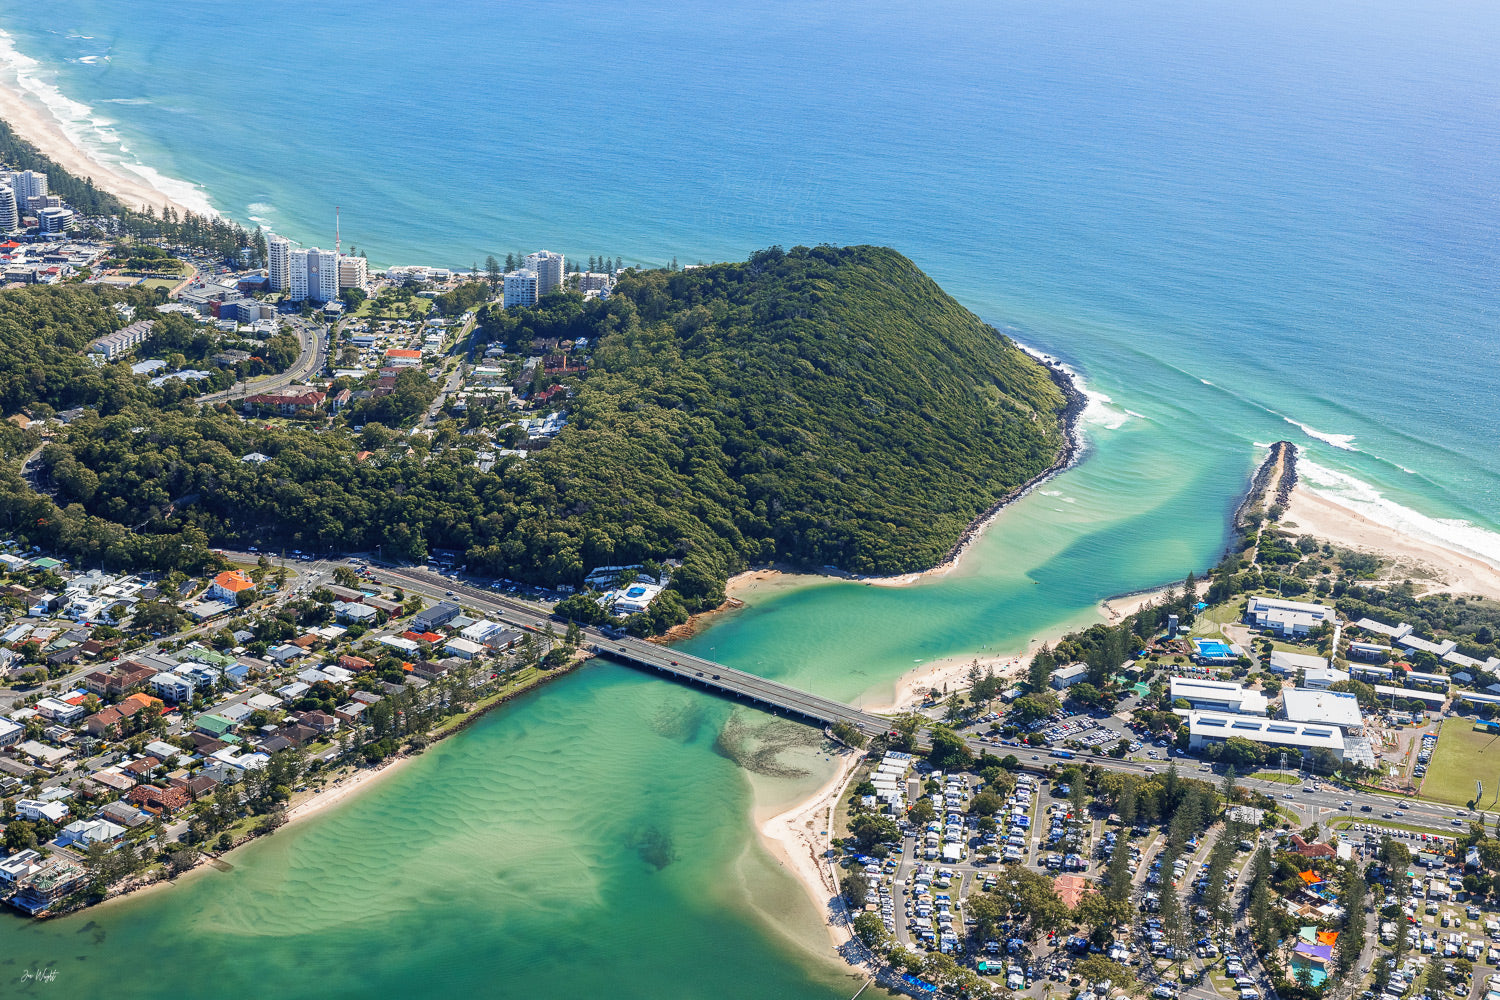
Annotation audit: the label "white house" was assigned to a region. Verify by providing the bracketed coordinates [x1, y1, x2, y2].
[58, 818, 126, 847]
[15, 798, 69, 824]
[1245, 596, 1332, 638]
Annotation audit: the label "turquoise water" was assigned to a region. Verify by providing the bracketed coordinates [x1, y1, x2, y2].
[0, 1, 1497, 995]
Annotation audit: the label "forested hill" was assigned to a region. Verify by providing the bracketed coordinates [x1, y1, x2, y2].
[4, 246, 1071, 631]
[485, 244, 1069, 579]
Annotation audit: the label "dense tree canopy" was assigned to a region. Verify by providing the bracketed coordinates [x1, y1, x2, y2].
[5, 245, 1071, 618]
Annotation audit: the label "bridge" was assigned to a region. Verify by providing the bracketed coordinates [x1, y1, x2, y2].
[378, 567, 891, 736]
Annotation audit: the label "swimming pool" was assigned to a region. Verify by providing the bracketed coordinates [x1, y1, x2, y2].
[1195, 639, 1233, 658]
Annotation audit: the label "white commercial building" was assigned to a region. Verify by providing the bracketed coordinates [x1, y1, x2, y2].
[289, 247, 340, 302]
[1268, 649, 1329, 677]
[503, 268, 538, 308]
[268, 235, 291, 292]
[1185, 711, 1348, 757]
[37, 206, 75, 234]
[1050, 663, 1088, 689]
[1281, 687, 1364, 730]
[1245, 596, 1332, 638]
[1302, 666, 1350, 689]
[524, 250, 565, 295]
[1168, 677, 1268, 715]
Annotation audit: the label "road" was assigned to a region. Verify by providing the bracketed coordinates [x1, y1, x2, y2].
[195, 317, 326, 404]
[370, 565, 1478, 835]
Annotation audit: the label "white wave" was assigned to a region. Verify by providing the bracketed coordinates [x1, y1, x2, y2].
[1039, 489, 1062, 497]
[76, 55, 104, 65]
[1252, 441, 1273, 450]
[1200, 379, 1213, 386]
[1058, 496, 1077, 504]
[1013, 342, 1132, 430]
[1298, 458, 1500, 570]
[103, 97, 152, 105]
[0, 28, 218, 217]
[1284, 417, 1357, 451]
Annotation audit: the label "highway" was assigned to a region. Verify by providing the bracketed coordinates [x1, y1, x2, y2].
[377, 566, 892, 736]
[374, 565, 1482, 835]
[196, 317, 327, 404]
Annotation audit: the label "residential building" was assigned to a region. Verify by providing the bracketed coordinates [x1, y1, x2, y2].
[15, 798, 70, 824]
[289, 246, 340, 302]
[208, 569, 256, 602]
[384, 348, 422, 366]
[34, 696, 85, 726]
[150, 671, 195, 702]
[128, 783, 192, 815]
[0, 717, 21, 747]
[503, 268, 538, 308]
[0, 183, 17, 233]
[1168, 677, 1269, 715]
[7, 168, 47, 207]
[244, 385, 326, 414]
[87, 320, 154, 361]
[338, 253, 368, 292]
[1347, 641, 1390, 663]
[524, 250, 565, 294]
[58, 818, 126, 848]
[268, 234, 292, 291]
[10, 862, 86, 915]
[575, 271, 613, 294]
[1245, 596, 1332, 638]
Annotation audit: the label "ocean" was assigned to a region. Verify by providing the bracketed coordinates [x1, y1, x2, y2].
[0, 0, 1497, 995]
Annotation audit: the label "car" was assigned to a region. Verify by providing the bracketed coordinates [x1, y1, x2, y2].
[1284, 793, 1295, 800]
[712, 674, 720, 680]
[1033, 755, 1041, 761]
[1343, 800, 1353, 807]
[1361, 804, 1373, 812]
[1383, 812, 1394, 818]
[445, 590, 455, 596]
[670, 660, 679, 666]
[1453, 818, 1465, 826]
[1399, 801, 1411, 809]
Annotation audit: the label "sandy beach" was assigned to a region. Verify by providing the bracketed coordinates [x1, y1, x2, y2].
[0, 64, 199, 216]
[756, 748, 863, 952]
[1285, 485, 1500, 601]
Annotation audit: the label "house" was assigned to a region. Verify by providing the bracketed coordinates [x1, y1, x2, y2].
[338, 655, 373, 672]
[1302, 666, 1350, 689]
[334, 600, 378, 624]
[269, 644, 307, 664]
[1289, 834, 1337, 859]
[195, 714, 236, 738]
[0, 717, 22, 747]
[444, 637, 485, 660]
[363, 595, 401, 615]
[298, 710, 339, 734]
[58, 818, 127, 848]
[128, 784, 192, 815]
[207, 570, 256, 603]
[335, 702, 367, 724]
[97, 801, 152, 828]
[83, 699, 147, 737]
[15, 798, 70, 824]
[411, 659, 455, 680]
[0, 849, 45, 886]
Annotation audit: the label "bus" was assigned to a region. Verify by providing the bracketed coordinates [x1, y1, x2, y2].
[1051, 750, 1074, 760]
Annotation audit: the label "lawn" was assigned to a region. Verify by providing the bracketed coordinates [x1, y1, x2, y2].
[1421, 717, 1500, 808]
[1251, 770, 1302, 785]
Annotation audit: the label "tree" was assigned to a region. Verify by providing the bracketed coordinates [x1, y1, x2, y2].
[333, 566, 360, 589]
[485, 255, 503, 292]
[908, 799, 935, 825]
[849, 814, 899, 853]
[852, 911, 888, 948]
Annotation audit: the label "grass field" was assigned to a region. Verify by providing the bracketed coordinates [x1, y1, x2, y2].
[1251, 770, 1302, 784]
[1422, 717, 1500, 808]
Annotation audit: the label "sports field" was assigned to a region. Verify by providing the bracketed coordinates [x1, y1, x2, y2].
[1423, 717, 1500, 808]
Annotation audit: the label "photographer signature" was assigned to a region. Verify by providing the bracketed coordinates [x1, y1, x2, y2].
[20, 966, 58, 984]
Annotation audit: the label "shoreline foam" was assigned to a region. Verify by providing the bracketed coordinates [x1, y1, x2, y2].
[0, 28, 210, 217]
